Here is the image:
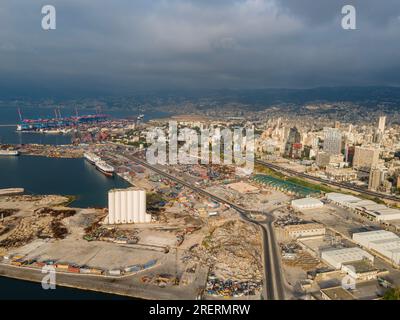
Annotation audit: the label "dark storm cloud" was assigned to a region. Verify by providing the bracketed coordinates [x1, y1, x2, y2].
[1, 0, 400, 95]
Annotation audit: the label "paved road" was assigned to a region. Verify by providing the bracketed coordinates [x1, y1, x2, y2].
[121, 153, 285, 300]
[256, 159, 400, 202]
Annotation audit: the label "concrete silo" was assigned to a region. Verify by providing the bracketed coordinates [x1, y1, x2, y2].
[127, 189, 134, 223]
[115, 190, 121, 224]
[107, 188, 150, 225]
[133, 189, 140, 222]
[121, 190, 127, 224]
[139, 190, 146, 223]
[108, 190, 115, 224]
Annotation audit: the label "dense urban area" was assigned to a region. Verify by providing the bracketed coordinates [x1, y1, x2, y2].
[1, 94, 400, 300]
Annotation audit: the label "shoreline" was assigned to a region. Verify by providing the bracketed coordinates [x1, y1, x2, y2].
[0, 264, 194, 300]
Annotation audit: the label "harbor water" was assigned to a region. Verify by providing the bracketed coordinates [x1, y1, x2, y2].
[0, 155, 130, 208]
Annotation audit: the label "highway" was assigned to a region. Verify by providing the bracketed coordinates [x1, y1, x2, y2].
[256, 159, 400, 202]
[120, 152, 285, 300]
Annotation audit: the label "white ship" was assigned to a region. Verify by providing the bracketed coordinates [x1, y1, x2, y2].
[95, 160, 115, 177]
[0, 150, 19, 156]
[84, 152, 101, 164]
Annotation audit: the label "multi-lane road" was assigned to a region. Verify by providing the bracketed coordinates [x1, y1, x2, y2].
[117, 152, 285, 300]
[256, 159, 400, 202]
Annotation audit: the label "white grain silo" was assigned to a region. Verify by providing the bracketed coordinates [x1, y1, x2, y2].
[133, 189, 140, 222]
[127, 189, 134, 223]
[139, 190, 146, 223]
[107, 188, 150, 225]
[108, 190, 115, 224]
[121, 190, 127, 224]
[115, 190, 121, 224]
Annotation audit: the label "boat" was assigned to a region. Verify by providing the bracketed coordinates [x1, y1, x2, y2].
[95, 160, 115, 177]
[43, 129, 62, 135]
[84, 152, 101, 164]
[137, 114, 145, 121]
[0, 150, 19, 156]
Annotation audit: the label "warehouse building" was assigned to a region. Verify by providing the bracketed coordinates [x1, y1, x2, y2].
[284, 223, 326, 239]
[321, 247, 374, 269]
[291, 198, 324, 210]
[326, 193, 400, 222]
[107, 188, 151, 225]
[352, 230, 400, 266]
[341, 260, 379, 281]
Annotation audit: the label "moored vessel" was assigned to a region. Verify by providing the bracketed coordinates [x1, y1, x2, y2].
[84, 152, 101, 164]
[95, 160, 115, 177]
[0, 150, 19, 156]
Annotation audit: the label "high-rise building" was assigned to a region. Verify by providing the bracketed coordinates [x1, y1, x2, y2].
[353, 146, 380, 172]
[316, 152, 331, 167]
[284, 127, 301, 158]
[378, 116, 386, 133]
[368, 167, 386, 191]
[323, 128, 342, 155]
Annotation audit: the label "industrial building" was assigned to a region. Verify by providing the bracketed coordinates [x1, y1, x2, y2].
[283, 223, 326, 239]
[326, 193, 400, 222]
[291, 198, 324, 210]
[341, 260, 379, 281]
[107, 188, 151, 225]
[352, 230, 400, 266]
[320, 286, 356, 300]
[321, 247, 374, 269]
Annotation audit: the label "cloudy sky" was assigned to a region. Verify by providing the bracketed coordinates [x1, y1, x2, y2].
[1, 0, 400, 96]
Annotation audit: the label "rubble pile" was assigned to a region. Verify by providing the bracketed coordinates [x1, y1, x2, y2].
[274, 214, 307, 228]
[140, 273, 179, 288]
[186, 219, 263, 282]
[34, 207, 76, 218]
[84, 227, 139, 244]
[0, 207, 73, 248]
[206, 273, 262, 297]
[0, 209, 19, 219]
[280, 242, 323, 271]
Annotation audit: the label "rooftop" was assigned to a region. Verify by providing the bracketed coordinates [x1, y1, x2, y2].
[321, 286, 356, 300]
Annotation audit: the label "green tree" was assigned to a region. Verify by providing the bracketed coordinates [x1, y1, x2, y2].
[384, 288, 400, 300]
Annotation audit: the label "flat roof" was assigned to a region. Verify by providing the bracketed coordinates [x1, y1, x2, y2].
[322, 247, 373, 263]
[326, 193, 362, 203]
[292, 198, 323, 206]
[321, 287, 356, 300]
[374, 208, 400, 216]
[284, 223, 325, 232]
[343, 260, 377, 273]
[371, 238, 400, 249]
[353, 230, 398, 239]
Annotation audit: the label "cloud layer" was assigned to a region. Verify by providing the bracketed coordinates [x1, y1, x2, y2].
[1, 0, 400, 95]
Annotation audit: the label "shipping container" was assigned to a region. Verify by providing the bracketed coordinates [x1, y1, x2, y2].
[108, 269, 121, 276]
[143, 259, 157, 269]
[124, 265, 143, 273]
